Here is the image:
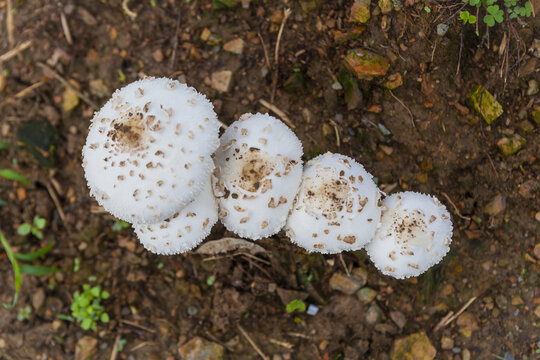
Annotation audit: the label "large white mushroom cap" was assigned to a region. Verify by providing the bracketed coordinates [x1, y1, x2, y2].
[82, 77, 220, 224]
[132, 178, 218, 255]
[285, 152, 382, 254]
[213, 113, 303, 240]
[365, 192, 453, 279]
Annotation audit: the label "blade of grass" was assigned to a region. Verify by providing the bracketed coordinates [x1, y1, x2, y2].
[0, 169, 30, 185]
[20, 264, 60, 276]
[14, 241, 54, 262]
[0, 231, 22, 309]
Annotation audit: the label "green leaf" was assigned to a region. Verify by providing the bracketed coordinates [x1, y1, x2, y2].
[57, 314, 74, 322]
[484, 14, 495, 26]
[13, 241, 54, 262]
[286, 299, 306, 313]
[424, 6, 431, 12]
[32, 228, 44, 240]
[206, 275, 216, 286]
[469, 14, 477, 23]
[17, 223, 32, 236]
[81, 318, 93, 330]
[0, 231, 22, 309]
[90, 286, 101, 298]
[0, 199, 7, 207]
[20, 264, 60, 276]
[100, 313, 110, 323]
[0, 169, 30, 185]
[470, 0, 480, 6]
[33, 216, 46, 230]
[101, 291, 110, 299]
[524, 2, 532, 16]
[0, 140, 8, 150]
[460, 11, 469, 23]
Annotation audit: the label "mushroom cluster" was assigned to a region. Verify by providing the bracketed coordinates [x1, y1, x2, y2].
[83, 77, 453, 279]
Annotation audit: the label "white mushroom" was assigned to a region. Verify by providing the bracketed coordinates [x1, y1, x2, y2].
[213, 113, 303, 240]
[82, 77, 220, 224]
[132, 178, 218, 255]
[285, 152, 382, 254]
[365, 192, 453, 279]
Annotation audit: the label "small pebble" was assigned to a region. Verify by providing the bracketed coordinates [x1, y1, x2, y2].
[306, 304, 319, 316]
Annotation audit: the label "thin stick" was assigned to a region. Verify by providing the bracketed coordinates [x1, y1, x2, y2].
[241, 255, 273, 280]
[109, 333, 121, 360]
[37, 62, 98, 110]
[258, 99, 295, 129]
[389, 90, 415, 129]
[59, 7, 73, 45]
[0, 81, 44, 107]
[44, 179, 66, 223]
[456, 28, 463, 76]
[0, 40, 32, 63]
[434, 296, 477, 331]
[440, 192, 471, 221]
[268, 338, 294, 349]
[119, 320, 155, 333]
[339, 254, 350, 277]
[257, 32, 272, 72]
[270, 8, 292, 104]
[237, 325, 269, 360]
[122, 0, 137, 19]
[6, 0, 14, 47]
[168, 11, 181, 75]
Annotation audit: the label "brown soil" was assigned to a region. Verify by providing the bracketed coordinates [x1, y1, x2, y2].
[0, 1, 538, 359]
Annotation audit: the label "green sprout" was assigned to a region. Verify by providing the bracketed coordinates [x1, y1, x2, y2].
[0, 231, 59, 309]
[112, 220, 130, 231]
[17, 216, 47, 240]
[460, 0, 532, 30]
[70, 283, 111, 331]
[285, 299, 306, 313]
[17, 305, 31, 321]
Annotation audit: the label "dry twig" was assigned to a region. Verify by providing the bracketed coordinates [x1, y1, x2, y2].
[59, 6, 73, 45]
[0, 81, 44, 108]
[44, 179, 66, 223]
[258, 99, 295, 129]
[433, 296, 477, 332]
[109, 333, 121, 360]
[168, 11, 181, 75]
[257, 32, 272, 72]
[268, 338, 294, 349]
[6, 0, 14, 47]
[389, 90, 415, 129]
[270, 8, 292, 104]
[441, 192, 471, 221]
[0, 40, 32, 63]
[237, 325, 269, 360]
[37, 62, 98, 110]
[119, 320, 155, 333]
[122, 0, 137, 19]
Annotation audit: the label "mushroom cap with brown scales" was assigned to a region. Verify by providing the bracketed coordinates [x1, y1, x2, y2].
[365, 192, 453, 279]
[132, 178, 218, 255]
[213, 113, 303, 240]
[82, 77, 220, 224]
[285, 152, 383, 254]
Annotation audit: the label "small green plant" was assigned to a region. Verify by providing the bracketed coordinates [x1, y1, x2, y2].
[70, 283, 111, 331]
[17, 216, 47, 240]
[17, 305, 31, 321]
[0, 231, 59, 308]
[285, 299, 306, 314]
[112, 220, 130, 231]
[460, 0, 532, 29]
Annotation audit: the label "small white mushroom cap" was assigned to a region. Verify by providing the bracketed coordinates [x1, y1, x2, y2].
[132, 178, 218, 255]
[365, 192, 453, 279]
[213, 113, 303, 240]
[285, 152, 382, 253]
[82, 77, 220, 224]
